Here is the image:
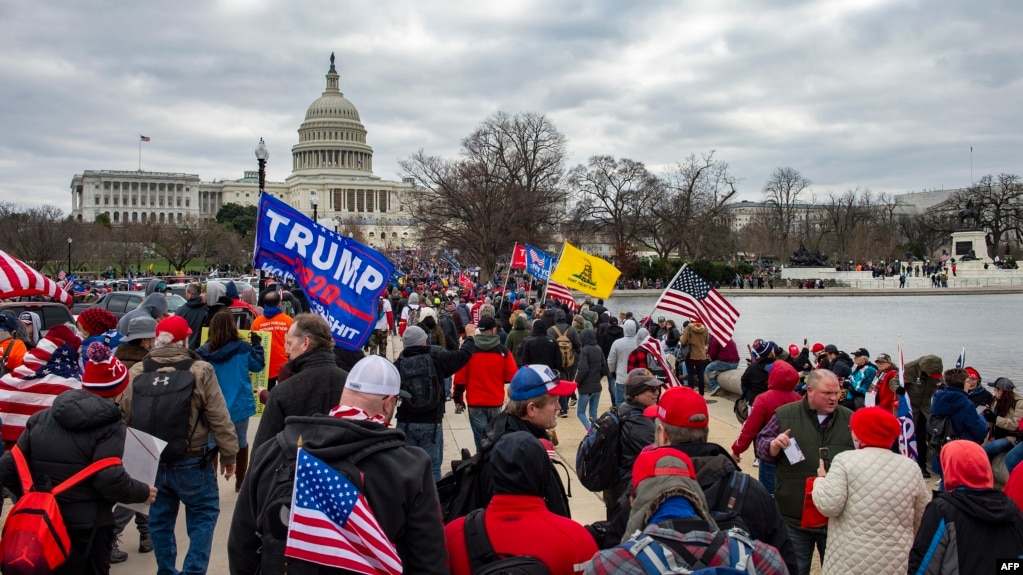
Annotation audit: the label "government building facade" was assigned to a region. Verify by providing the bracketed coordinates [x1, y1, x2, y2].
[70, 54, 418, 249]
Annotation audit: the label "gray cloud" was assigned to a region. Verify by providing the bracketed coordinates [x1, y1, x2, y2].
[1, 0, 1020, 212]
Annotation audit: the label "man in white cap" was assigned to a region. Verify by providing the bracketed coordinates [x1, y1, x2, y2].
[228, 355, 447, 575]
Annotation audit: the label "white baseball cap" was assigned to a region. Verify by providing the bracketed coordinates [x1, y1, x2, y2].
[345, 355, 411, 398]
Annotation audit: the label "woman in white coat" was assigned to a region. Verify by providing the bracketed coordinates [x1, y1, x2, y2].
[812, 406, 931, 575]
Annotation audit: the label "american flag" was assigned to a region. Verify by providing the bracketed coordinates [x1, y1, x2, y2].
[139, 135, 150, 142]
[545, 280, 577, 311]
[638, 335, 682, 388]
[524, 244, 553, 280]
[654, 266, 740, 343]
[285, 448, 402, 575]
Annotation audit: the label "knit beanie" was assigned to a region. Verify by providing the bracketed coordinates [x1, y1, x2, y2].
[81, 342, 129, 398]
[403, 326, 428, 348]
[767, 360, 799, 390]
[753, 339, 772, 357]
[941, 440, 994, 490]
[78, 307, 118, 336]
[850, 407, 901, 448]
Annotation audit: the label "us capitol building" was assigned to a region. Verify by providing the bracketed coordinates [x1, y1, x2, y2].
[70, 54, 418, 248]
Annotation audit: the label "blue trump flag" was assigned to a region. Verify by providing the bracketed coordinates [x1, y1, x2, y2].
[253, 194, 395, 350]
[524, 244, 555, 281]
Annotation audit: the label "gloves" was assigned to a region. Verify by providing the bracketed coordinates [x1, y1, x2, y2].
[983, 408, 997, 423]
[895, 386, 907, 396]
[454, 402, 466, 415]
[249, 332, 262, 346]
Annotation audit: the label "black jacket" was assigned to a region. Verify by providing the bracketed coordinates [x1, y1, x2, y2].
[740, 356, 774, 401]
[483, 412, 571, 518]
[517, 321, 562, 371]
[228, 415, 447, 575]
[829, 352, 853, 379]
[574, 331, 607, 395]
[0, 390, 150, 529]
[395, 338, 476, 424]
[604, 441, 798, 575]
[603, 399, 656, 506]
[597, 324, 623, 359]
[176, 296, 208, 350]
[252, 348, 348, 451]
[909, 489, 1023, 574]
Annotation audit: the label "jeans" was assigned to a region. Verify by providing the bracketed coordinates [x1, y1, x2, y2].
[398, 421, 443, 481]
[467, 407, 502, 453]
[608, 373, 623, 407]
[577, 392, 601, 430]
[150, 456, 220, 575]
[233, 418, 250, 450]
[788, 524, 827, 575]
[758, 460, 776, 496]
[705, 360, 739, 389]
[984, 437, 1014, 458]
[1007, 442, 1023, 474]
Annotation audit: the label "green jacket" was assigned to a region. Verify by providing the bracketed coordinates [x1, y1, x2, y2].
[773, 398, 854, 528]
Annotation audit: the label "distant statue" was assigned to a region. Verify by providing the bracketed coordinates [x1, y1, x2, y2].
[958, 199, 982, 229]
[789, 241, 829, 267]
[329, 52, 336, 73]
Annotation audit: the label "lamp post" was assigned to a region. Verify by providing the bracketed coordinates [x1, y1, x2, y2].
[67, 237, 72, 277]
[255, 138, 269, 291]
[311, 192, 319, 222]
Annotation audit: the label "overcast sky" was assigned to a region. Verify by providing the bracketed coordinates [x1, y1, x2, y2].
[2, 0, 1021, 212]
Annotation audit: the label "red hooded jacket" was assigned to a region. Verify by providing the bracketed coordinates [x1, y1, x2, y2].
[732, 360, 801, 457]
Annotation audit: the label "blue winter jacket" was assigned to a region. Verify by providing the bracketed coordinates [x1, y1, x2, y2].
[196, 339, 265, 423]
[930, 386, 988, 443]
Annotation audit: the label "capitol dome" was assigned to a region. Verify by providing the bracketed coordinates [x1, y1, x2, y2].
[291, 53, 373, 174]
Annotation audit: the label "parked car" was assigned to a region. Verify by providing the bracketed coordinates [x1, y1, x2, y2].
[0, 302, 75, 336]
[72, 291, 187, 319]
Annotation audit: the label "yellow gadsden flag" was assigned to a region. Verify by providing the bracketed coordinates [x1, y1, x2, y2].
[550, 242, 621, 299]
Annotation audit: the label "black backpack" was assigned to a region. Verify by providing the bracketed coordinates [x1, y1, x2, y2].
[926, 413, 959, 452]
[705, 471, 751, 535]
[463, 508, 551, 574]
[131, 359, 199, 462]
[255, 433, 406, 575]
[397, 351, 441, 414]
[575, 404, 629, 492]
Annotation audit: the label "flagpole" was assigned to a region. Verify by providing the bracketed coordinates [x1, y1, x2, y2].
[545, 242, 567, 306]
[648, 263, 688, 323]
[138, 136, 142, 171]
[500, 244, 515, 295]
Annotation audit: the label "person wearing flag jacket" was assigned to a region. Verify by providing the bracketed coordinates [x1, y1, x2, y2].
[228, 355, 447, 575]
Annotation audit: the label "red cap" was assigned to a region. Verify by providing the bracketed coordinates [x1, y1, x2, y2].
[643, 386, 709, 429]
[788, 344, 800, 356]
[631, 446, 696, 492]
[964, 367, 980, 380]
[811, 342, 824, 354]
[156, 316, 192, 342]
[850, 407, 901, 448]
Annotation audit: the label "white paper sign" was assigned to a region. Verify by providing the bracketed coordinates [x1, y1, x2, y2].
[783, 436, 806, 465]
[116, 427, 167, 515]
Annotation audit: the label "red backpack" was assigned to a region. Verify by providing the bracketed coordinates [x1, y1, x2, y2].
[1, 445, 121, 575]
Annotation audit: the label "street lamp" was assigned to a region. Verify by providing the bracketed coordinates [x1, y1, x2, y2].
[67, 237, 72, 277]
[311, 193, 319, 222]
[255, 138, 269, 291]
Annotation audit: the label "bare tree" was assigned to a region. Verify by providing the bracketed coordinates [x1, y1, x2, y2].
[567, 155, 660, 250]
[400, 112, 568, 281]
[652, 151, 740, 260]
[150, 217, 211, 272]
[947, 174, 1023, 257]
[762, 166, 812, 256]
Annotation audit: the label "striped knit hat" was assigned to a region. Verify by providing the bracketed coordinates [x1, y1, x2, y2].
[81, 342, 129, 398]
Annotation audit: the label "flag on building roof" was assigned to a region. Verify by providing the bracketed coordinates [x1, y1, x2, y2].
[545, 280, 578, 311]
[549, 242, 621, 300]
[638, 335, 682, 388]
[285, 447, 402, 575]
[654, 265, 739, 343]
[0, 249, 74, 306]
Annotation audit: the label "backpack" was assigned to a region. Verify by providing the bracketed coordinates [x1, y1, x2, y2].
[620, 520, 760, 575]
[407, 306, 422, 328]
[255, 433, 405, 575]
[575, 404, 630, 492]
[397, 351, 441, 414]
[552, 326, 575, 368]
[705, 471, 752, 535]
[926, 413, 959, 452]
[463, 508, 551, 574]
[1, 446, 121, 575]
[130, 359, 199, 462]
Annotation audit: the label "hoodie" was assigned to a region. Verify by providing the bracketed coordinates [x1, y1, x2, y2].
[574, 329, 606, 395]
[516, 319, 561, 370]
[607, 320, 640, 382]
[504, 314, 530, 362]
[176, 294, 208, 349]
[196, 339, 265, 422]
[909, 442, 1023, 574]
[452, 333, 516, 408]
[931, 386, 988, 444]
[597, 320, 624, 359]
[116, 292, 168, 336]
[203, 280, 233, 321]
[229, 414, 447, 575]
[733, 360, 803, 457]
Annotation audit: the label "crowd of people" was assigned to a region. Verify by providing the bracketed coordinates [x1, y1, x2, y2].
[1, 279, 1023, 575]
